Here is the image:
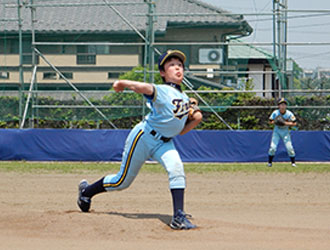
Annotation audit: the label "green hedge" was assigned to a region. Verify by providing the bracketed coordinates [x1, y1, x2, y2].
[198, 95, 329, 130]
[0, 94, 328, 130]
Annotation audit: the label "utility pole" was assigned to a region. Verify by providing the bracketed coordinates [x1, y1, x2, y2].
[146, 0, 155, 84]
[30, 0, 37, 128]
[17, 0, 24, 127]
[142, 0, 155, 119]
[273, 0, 288, 98]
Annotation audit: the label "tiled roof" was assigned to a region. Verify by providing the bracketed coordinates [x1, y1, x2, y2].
[229, 40, 273, 59]
[0, 0, 252, 35]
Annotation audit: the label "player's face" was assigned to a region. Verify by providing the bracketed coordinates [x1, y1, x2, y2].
[160, 58, 184, 84]
[278, 103, 286, 113]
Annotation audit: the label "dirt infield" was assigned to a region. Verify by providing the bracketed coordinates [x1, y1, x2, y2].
[1, 171, 330, 250]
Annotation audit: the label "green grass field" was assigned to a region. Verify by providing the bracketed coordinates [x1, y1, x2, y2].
[0, 161, 329, 174]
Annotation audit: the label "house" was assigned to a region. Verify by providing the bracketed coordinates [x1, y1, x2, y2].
[227, 40, 277, 98]
[0, 0, 252, 90]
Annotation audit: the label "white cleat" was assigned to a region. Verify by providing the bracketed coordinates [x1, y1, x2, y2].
[291, 163, 297, 167]
[267, 163, 272, 167]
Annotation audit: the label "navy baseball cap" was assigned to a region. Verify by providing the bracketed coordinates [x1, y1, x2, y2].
[158, 50, 186, 70]
[277, 97, 287, 105]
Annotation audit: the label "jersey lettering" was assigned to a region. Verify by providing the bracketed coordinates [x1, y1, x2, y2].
[172, 99, 189, 119]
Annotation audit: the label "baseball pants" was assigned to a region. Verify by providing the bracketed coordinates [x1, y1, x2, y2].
[103, 121, 186, 191]
[268, 128, 295, 157]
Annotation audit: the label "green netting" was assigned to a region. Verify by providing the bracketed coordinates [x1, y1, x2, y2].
[0, 89, 329, 130]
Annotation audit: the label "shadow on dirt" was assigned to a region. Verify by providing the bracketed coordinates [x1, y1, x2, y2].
[105, 211, 172, 226]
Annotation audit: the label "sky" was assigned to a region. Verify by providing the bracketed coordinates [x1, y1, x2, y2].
[201, 0, 330, 70]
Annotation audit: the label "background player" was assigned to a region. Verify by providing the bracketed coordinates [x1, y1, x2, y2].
[268, 98, 297, 167]
[77, 50, 202, 230]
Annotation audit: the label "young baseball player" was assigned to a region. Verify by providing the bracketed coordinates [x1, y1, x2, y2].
[77, 50, 202, 230]
[268, 98, 297, 167]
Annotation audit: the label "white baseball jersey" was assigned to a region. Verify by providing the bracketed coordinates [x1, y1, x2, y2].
[145, 83, 190, 138]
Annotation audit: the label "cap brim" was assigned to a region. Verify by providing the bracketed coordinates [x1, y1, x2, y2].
[159, 50, 186, 67]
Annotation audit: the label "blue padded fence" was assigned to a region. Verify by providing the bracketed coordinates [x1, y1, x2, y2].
[0, 129, 329, 162]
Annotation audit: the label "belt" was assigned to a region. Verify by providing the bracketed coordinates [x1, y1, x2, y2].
[150, 130, 172, 143]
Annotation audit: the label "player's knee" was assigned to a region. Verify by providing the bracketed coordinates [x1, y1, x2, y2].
[268, 146, 276, 155]
[116, 181, 132, 190]
[288, 148, 295, 157]
[167, 161, 184, 177]
[167, 162, 185, 188]
[106, 179, 133, 191]
[103, 173, 135, 191]
[285, 143, 295, 157]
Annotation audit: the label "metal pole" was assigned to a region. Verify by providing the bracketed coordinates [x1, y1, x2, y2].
[283, 0, 288, 91]
[25, 89, 330, 94]
[133, 12, 275, 17]
[20, 65, 37, 129]
[147, 0, 155, 84]
[17, 2, 147, 8]
[33, 42, 146, 46]
[17, 0, 24, 127]
[154, 42, 275, 46]
[276, 1, 282, 98]
[138, 70, 279, 75]
[142, 3, 149, 119]
[272, 0, 276, 60]
[0, 18, 19, 21]
[31, 41, 330, 46]
[31, 105, 330, 110]
[30, 0, 37, 128]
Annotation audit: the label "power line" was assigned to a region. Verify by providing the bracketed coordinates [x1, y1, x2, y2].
[257, 21, 330, 31]
[247, 12, 330, 22]
[288, 30, 330, 35]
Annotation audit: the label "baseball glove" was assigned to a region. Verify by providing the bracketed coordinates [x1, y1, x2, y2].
[188, 97, 201, 119]
[274, 115, 286, 126]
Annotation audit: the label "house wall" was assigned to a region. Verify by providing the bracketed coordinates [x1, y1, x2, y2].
[265, 66, 273, 98]
[0, 27, 243, 89]
[248, 64, 264, 97]
[248, 64, 274, 98]
[0, 54, 139, 85]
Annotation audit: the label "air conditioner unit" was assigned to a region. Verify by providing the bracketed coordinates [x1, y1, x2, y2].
[199, 48, 223, 64]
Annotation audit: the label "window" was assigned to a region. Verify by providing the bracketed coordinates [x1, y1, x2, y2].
[38, 45, 61, 54]
[77, 45, 96, 54]
[77, 45, 110, 54]
[10, 40, 31, 54]
[96, 45, 110, 54]
[108, 72, 120, 79]
[77, 55, 96, 64]
[76, 45, 110, 64]
[0, 41, 5, 53]
[77, 45, 96, 64]
[0, 72, 10, 79]
[62, 45, 75, 54]
[43, 72, 57, 79]
[59, 72, 73, 79]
